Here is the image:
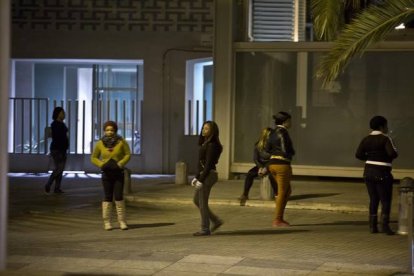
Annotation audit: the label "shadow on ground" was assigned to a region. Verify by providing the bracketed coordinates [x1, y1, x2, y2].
[289, 193, 341, 200]
[128, 222, 175, 229]
[215, 229, 309, 236]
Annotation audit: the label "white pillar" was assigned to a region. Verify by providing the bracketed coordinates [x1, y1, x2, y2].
[213, 0, 234, 180]
[0, 0, 10, 271]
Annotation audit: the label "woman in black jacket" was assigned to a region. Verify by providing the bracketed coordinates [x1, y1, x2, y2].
[45, 107, 69, 194]
[238, 127, 278, 206]
[356, 116, 398, 235]
[265, 112, 295, 227]
[191, 121, 223, 236]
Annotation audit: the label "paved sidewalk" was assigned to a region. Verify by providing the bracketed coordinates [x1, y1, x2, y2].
[1, 173, 411, 276]
[125, 175, 400, 214]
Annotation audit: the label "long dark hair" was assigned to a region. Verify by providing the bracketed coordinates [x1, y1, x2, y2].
[198, 121, 222, 149]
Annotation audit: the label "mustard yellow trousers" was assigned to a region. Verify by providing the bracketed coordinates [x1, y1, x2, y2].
[268, 164, 292, 220]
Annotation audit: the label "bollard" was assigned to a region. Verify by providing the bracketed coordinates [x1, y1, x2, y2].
[260, 175, 274, 200]
[409, 190, 414, 274]
[175, 161, 188, 185]
[398, 177, 414, 274]
[398, 177, 414, 235]
[123, 168, 132, 194]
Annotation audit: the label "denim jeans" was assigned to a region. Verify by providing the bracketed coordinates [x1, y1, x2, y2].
[193, 171, 220, 232]
[46, 150, 67, 191]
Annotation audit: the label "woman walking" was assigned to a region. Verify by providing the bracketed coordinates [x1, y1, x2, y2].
[45, 107, 69, 194]
[192, 121, 223, 236]
[91, 121, 131, 231]
[239, 127, 278, 206]
[265, 112, 295, 227]
[356, 116, 398, 235]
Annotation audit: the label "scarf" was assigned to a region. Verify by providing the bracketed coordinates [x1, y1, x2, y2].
[101, 134, 122, 151]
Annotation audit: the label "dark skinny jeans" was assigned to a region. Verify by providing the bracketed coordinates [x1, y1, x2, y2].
[193, 171, 220, 233]
[364, 165, 393, 217]
[46, 150, 67, 191]
[102, 169, 124, 202]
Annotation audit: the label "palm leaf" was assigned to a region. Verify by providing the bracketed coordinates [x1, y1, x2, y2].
[346, 0, 363, 9]
[316, 0, 414, 87]
[311, 0, 345, 41]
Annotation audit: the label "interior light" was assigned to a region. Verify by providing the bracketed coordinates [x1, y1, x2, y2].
[395, 23, 406, 30]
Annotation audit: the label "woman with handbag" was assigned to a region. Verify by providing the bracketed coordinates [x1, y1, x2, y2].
[91, 121, 131, 231]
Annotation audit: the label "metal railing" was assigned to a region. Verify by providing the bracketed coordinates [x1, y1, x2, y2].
[186, 99, 210, 135]
[9, 98, 142, 155]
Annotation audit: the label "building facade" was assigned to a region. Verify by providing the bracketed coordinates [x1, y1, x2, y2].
[9, 0, 414, 179]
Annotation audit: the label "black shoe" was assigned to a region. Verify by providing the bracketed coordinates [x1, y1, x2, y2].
[239, 195, 248, 206]
[369, 215, 378, 234]
[381, 215, 395, 235]
[382, 225, 395, 235]
[211, 220, 224, 233]
[45, 184, 51, 194]
[193, 231, 210, 236]
[54, 189, 65, 194]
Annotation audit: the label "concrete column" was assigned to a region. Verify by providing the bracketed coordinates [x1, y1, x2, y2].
[213, 0, 234, 180]
[0, 0, 10, 271]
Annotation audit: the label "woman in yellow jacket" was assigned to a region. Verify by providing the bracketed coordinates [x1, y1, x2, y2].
[91, 121, 131, 230]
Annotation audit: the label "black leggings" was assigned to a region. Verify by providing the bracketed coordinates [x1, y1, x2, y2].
[243, 166, 278, 197]
[102, 170, 124, 202]
[364, 165, 393, 217]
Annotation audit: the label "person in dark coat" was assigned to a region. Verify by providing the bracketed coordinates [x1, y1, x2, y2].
[356, 115, 398, 235]
[45, 107, 69, 194]
[191, 121, 223, 236]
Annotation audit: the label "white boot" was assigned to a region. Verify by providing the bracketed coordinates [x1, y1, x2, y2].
[115, 200, 128, 230]
[102, 201, 113, 231]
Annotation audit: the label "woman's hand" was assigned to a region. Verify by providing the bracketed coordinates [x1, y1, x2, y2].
[191, 178, 203, 189]
[258, 167, 267, 176]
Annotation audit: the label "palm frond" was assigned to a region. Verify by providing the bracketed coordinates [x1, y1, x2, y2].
[311, 0, 345, 41]
[316, 0, 414, 87]
[346, 0, 363, 10]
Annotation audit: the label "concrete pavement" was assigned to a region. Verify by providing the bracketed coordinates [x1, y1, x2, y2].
[1, 173, 412, 275]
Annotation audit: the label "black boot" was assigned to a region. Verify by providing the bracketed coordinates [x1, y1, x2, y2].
[369, 215, 378, 234]
[381, 214, 395, 235]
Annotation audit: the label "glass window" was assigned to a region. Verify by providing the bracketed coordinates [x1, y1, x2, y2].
[184, 58, 213, 135]
[9, 59, 144, 155]
[234, 51, 414, 169]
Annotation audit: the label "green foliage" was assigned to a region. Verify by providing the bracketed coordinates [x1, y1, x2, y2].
[315, 0, 414, 87]
[311, 0, 366, 41]
[311, 0, 345, 41]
